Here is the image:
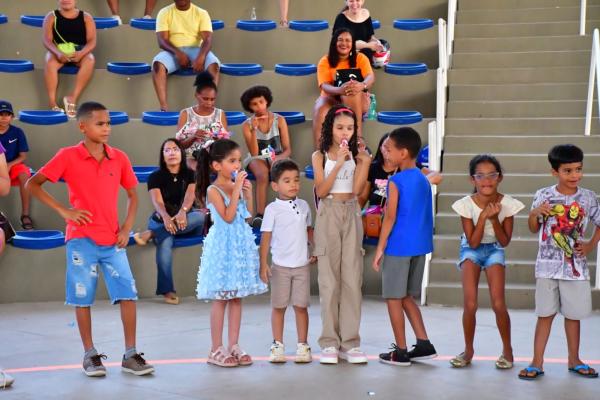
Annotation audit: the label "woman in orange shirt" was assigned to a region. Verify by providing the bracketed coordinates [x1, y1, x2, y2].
[313, 28, 375, 147]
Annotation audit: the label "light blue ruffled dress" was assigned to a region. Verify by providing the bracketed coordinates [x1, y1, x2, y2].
[196, 185, 268, 300]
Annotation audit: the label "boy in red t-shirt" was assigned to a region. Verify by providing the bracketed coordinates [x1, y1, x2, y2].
[27, 102, 154, 377]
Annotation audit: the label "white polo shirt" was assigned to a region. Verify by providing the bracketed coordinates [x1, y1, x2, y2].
[261, 197, 312, 268]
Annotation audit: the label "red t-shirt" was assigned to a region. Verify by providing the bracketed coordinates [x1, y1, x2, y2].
[39, 142, 138, 245]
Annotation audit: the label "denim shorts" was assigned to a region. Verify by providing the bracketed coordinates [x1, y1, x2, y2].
[65, 238, 138, 306]
[152, 47, 221, 74]
[457, 236, 505, 270]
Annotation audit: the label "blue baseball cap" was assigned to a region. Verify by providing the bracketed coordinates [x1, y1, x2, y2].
[0, 100, 14, 115]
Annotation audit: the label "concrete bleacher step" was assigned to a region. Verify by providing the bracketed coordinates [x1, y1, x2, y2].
[447, 100, 595, 118]
[450, 83, 589, 101]
[452, 50, 590, 68]
[455, 21, 600, 38]
[0, 68, 436, 118]
[445, 117, 600, 135]
[459, 0, 600, 10]
[439, 173, 600, 193]
[429, 259, 597, 285]
[443, 135, 600, 152]
[449, 67, 590, 84]
[457, 6, 600, 24]
[442, 153, 600, 173]
[454, 35, 591, 53]
[0, 22, 439, 68]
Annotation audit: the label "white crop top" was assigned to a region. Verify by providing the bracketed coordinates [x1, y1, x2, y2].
[323, 152, 356, 194]
[452, 195, 525, 243]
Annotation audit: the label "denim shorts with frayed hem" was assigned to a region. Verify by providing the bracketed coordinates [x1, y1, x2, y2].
[457, 235, 505, 270]
[65, 238, 138, 306]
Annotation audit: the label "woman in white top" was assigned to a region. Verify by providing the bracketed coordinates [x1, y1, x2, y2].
[175, 71, 228, 171]
[311, 105, 370, 365]
[450, 154, 524, 370]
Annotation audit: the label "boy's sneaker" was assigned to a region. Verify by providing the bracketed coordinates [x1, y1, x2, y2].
[0, 369, 14, 388]
[122, 353, 155, 376]
[269, 340, 287, 363]
[83, 353, 107, 377]
[407, 341, 438, 361]
[339, 347, 368, 364]
[295, 343, 312, 363]
[379, 344, 411, 366]
[319, 347, 339, 364]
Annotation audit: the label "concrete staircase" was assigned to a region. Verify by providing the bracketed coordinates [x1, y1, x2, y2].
[428, 0, 600, 308]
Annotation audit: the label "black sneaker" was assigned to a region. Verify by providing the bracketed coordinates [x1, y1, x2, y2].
[379, 344, 410, 366]
[407, 342, 438, 361]
[251, 215, 263, 230]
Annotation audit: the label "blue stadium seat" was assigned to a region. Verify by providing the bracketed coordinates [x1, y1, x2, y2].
[0, 59, 34, 73]
[304, 165, 314, 180]
[20, 15, 121, 29]
[109, 111, 129, 125]
[377, 111, 423, 125]
[393, 19, 434, 31]
[59, 65, 79, 74]
[173, 68, 196, 76]
[11, 230, 66, 250]
[288, 20, 329, 32]
[372, 19, 380, 30]
[273, 111, 305, 125]
[19, 110, 68, 125]
[236, 20, 277, 31]
[130, 18, 224, 31]
[384, 63, 428, 75]
[133, 166, 158, 183]
[225, 111, 246, 126]
[220, 63, 263, 76]
[0, 14, 7, 24]
[417, 145, 429, 167]
[274, 63, 317, 76]
[142, 111, 179, 125]
[107, 62, 151, 75]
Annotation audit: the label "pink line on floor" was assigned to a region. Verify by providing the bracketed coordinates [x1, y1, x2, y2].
[5, 355, 599, 374]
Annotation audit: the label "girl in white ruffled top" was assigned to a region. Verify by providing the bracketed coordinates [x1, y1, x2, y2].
[450, 154, 524, 370]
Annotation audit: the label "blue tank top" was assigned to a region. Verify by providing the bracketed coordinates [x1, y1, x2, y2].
[385, 168, 433, 257]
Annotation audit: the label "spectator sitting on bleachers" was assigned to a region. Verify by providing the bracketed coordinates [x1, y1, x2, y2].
[279, 0, 290, 27]
[313, 28, 374, 147]
[0, 101, 34, 230]
[42, 0, 96, 118]
[133, 138, 206, 305]
[240, 85, 291, 228]
[357, 132, 442, 210]
[332, 0, 383, 65]
[152, 0, 221, 111]
[175, 72, 227, 171]
[106, 0, 157, 24]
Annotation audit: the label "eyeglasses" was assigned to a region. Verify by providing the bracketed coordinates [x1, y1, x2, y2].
[163, 147, 181, 154]
[472, 172, 500, 181]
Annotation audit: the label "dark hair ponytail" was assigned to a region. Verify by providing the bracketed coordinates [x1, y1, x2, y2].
[194, 71, 217, 94]
[194, 139, 240, 206]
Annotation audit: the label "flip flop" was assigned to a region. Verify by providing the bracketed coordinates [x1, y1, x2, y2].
[20, 215, 34, 230]
[569, 364, 599, 378]
[63, 97, 77, 119]
[449, 352, 471, 368]
[518, 366, 545, 380]
[495, 354, 514, 370]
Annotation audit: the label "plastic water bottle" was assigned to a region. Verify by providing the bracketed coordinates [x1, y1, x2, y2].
[368, 93, 377, 120]
[250, 7, 257, 20]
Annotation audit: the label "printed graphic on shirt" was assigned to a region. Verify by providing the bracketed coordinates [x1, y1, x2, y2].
[541, 202, 584, 278]
[373, 178, 388, 199]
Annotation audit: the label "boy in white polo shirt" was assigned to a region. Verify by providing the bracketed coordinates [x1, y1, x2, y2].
[260, 159, 315, 363]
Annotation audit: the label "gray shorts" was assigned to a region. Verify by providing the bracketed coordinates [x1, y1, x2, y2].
[381, 255, 425, 299]
[152, 46, 221, 74]
[535, 278, 592, 320]
[270, 264, 310, 309]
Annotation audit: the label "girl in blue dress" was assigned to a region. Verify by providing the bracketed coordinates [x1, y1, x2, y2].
[195, 139, 267, 368]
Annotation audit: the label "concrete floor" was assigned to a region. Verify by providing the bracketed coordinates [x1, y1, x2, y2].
[1, 297, 599, 399]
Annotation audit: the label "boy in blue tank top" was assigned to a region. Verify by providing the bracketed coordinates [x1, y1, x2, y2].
[373, 127, 437, 366]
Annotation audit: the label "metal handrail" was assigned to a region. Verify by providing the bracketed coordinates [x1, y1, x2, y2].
[447, 0, 457, 68]
[584, 29, 600, 136]
[581, 0, 587, 36]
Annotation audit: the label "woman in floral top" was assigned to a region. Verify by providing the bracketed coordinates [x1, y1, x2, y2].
[175, 71, 228, 171]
